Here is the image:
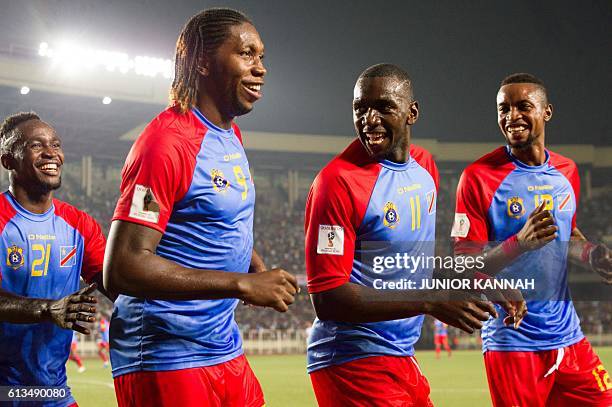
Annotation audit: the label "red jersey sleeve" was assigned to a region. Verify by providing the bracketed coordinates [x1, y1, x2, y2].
[411, 144, 439, 191]
[305, 173, 357, 293]
[549, 152, 580, 230]
[55, 201, 106, 283]
[112, 119, 199, 234]
[452, 168, 490, 254]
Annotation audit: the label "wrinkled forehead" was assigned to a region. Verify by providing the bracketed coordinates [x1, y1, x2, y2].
[497, 83, 547, 105]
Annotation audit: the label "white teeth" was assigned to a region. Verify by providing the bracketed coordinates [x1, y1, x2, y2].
[508, 126, 526, 132]
[366, 133, 385, 145]
[40, 163, 58, 171]
[246, 84, 261, 92]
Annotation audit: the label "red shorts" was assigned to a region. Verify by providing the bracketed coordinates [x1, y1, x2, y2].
[484, 338, 612, 407]
[434, 335, 448, 346]
[113, 355, 264, 407]
[310, 355, 433, 407]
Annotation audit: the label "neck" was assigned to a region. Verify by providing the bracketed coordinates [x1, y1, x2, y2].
[9, 184, 54, 214]
[196, 92, 233, 130]
[510, 136, 547, 166]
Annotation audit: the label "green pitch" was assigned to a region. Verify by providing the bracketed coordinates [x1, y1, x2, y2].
[67, 347, 612, 406]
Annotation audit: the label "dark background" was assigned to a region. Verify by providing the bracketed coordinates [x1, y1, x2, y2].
[0, 0, 609, 144]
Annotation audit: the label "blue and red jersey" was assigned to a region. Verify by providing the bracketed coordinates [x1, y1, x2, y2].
[305, 140, 439, 373]
[0, 192, 105, 406]
[452, 146, 583, 351]
[110, 106, 255, 377]
[434, 320, 448, 336]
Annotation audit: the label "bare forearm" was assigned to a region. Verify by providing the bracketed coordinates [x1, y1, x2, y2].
[0, 289, 50, 324]
[312, 283, 430, 323]
[105, 248, 246, 300]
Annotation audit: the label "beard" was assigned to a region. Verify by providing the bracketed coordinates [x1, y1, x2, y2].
[506, 132, 536, 150]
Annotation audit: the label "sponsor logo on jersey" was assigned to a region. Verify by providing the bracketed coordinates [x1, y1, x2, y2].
[6, 245, 24, 270]
[60, 246, 77, 267]
[383, 202, 400, 228]
[450, 213, 470, 238]
[426, 190, 436, 214]
[556, 193, 572, 212]
[129, 184, 160, 223]
[507, 197, 525, 219]
[211, 169, 230, 193]
[317, 225, 344, 255]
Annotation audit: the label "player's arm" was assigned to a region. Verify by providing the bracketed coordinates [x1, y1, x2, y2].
[568, 227, 612, 284]
[457, 201, 558, 278]
[104, 220, 298, 311]
[0, 284, 97, 334]
[311, 284, 497, 334]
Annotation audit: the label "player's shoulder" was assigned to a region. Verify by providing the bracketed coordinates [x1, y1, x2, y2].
[462, 146, 510, 179]
[53, 199, 101, 231]
[138, 106, 206, 146]
[318, 139, 376, 181]
[410, 143, 435, 164]
[548, 149, 578, 171]
[0, 192, 17, 230]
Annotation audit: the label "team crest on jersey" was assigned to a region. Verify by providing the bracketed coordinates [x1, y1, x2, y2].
[211, 169, 230, 193]
[60, 246, 77, 267]
[6, 245, 24, 270]
[383, 202, 400, 228]
[507, 197, 525, 219]
[556, 193, 572, 212]
[426, 190, 436, 214]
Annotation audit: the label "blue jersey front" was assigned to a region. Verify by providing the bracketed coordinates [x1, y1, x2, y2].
[111, 107, 255, 376]
[453, 146, 583, 351]
[0, 192, 105, 407]
[305, 141, 439, 372]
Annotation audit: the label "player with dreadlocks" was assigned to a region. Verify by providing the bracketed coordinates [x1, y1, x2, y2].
[105, 8, 298, 407]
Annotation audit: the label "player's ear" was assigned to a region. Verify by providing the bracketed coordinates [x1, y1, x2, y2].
[1, 154, 14, 170]
[544, 103, 553, 122]
[196, 56, 210, 77]
[406, 101, 419, 125]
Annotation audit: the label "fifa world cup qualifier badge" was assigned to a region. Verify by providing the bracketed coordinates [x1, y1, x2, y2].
[507, 196, 525, 219]
[211, 169, 230, 193]
[383, 201, 400, 228]
[6, 245, 24, 270]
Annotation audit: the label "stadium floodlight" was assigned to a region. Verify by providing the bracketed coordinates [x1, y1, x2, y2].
[20, 86, 30, 95]
[38, 41, 173, 79]
[102, 96, 112, 105]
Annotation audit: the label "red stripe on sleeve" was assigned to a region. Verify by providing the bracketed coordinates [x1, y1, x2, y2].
[411, 144, 439, 191]
[112, 108, 204, 233]
[453, 147, 515, 255]
[305, 140, 380, 293]
[54, 199, 107, 283]
[0, 193, 17, 284]
[549, 151, 580, 230]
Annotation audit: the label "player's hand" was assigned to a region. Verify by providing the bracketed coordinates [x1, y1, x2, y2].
[425, 291, 497, 334]
[589, 244, 612, 285]
[45, 284, 98, 334]
[238, 269, 299, 312]
[483, 286, 527, 329]
[516, 201, 558, 251]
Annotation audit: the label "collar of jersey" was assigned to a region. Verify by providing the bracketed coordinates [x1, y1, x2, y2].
[4, 191, 54, 222]
[505, 145, 550, 172]
[378, 155, 413, 171]
[191, 107, 235, 138]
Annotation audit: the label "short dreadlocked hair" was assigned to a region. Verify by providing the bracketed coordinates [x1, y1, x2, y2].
[500, 73, 548, 104]
[0, 111, 40, 157]
[358, 63, 414, 101]
[170, 8, 252, 113]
